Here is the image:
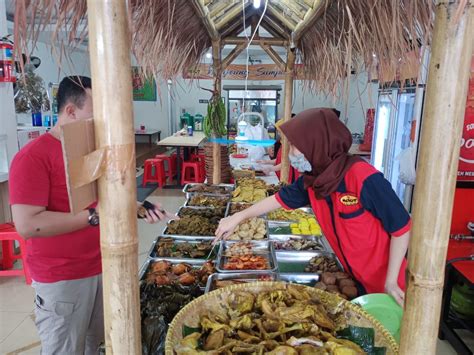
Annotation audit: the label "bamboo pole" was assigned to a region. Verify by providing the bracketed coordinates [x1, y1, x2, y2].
[280, 48, 296, 183]
[399, 3, 473, 354]
[223, 37, 288, 46]
[212, 40, 222, 184]
[86, 0, 140, 354]
[222, 43, 246, 70]
[292, 0, 325, 42]
[191, 0, 219, 40]
[260, 43, 286, 71]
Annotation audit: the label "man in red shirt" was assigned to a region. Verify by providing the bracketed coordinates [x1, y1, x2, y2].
[9, 76, 167, 354]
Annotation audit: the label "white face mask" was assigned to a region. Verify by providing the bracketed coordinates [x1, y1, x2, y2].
[289, 153, 312, 172]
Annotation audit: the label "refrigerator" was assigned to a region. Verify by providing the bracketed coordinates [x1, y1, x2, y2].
[371, 86, 425, 210]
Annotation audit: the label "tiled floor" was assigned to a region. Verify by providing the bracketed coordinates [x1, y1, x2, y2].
[0, 188, 471, 354]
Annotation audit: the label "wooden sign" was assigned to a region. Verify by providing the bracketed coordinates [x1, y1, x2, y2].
[458, 57, 474, 182]
[184, 64, 305, 80]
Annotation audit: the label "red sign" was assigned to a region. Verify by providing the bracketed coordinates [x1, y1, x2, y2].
[184, 64, 305, 80]
[457, 58, 474, 181]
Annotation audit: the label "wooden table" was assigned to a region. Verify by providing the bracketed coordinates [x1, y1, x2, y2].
[135, 129, 161, 146]
[157, 132, 206, 187]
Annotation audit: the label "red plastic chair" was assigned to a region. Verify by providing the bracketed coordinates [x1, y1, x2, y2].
[181, 161, 204, 185]
[142, 159, 167, 187]
[191, 154, 206, 180]
[154, 153, 177, 181]
[0, 224, 31, 285]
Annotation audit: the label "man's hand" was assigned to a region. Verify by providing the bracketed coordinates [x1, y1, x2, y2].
[140, 201, 176, 224]
[261, 165, 274, 175]
[384, 280, 405, 306]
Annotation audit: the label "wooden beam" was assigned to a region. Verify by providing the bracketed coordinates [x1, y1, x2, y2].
[209, 0, 231, 19]
[399, 3, 473, 355]
[292, 0, 325, 42]
[280, 48, 296, 183]
[266, 3, 297, 32]
[262, 16, 290, 39]
[215, 3, 245, 30]
[212, 40, 222, 184]
[260, 43, 285, 71]
[278, 0, 306, 20]
[191, 0, 220, 40]
[222, 43, 246, 69]
[221, 9, 253, 37]
[223, 37, 288, 46]
[86, 0, 140, 353]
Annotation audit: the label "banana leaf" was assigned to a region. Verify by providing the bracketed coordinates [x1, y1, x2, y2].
[337, 325, 386, 355]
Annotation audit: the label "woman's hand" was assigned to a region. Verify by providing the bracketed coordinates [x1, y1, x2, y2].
[142, 201, 176, 224]
[256, 160, 271, 165]
[261, 165, 274, 175]
[384, 280, 405, 306]
[214, 214, 242, 244]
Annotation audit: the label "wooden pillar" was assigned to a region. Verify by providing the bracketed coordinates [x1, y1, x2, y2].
[280, 48, 296, 183]
[87, 1, 141, 353]
[212, 40, 222, 184]
[399, 3, 473, 354]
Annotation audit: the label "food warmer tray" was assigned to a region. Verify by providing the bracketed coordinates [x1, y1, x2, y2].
[268, 234, 327, 252]
[175, 205, 229, 219]
[278, 273, 321, 286]
[266, 207, 315, 223]
[183, 195, 230, 208]
[139, 258, 209, 291]
[216, 240, 278, 273]
[276, 250, 343, 273]
[147, 237, 218, 262]
[183, 183, 234, 199]
[205, 272, 280, 293]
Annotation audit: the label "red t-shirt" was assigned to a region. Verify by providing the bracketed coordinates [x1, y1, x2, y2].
[9, 133, 101, 283]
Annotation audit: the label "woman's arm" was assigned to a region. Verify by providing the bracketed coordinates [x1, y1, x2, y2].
[384, 231, 410, 306]
[215, 195, 281, 241]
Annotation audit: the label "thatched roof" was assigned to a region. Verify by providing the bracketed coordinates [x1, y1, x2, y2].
[14, 0, 436, 93]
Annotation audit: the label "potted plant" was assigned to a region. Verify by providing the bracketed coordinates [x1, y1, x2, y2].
[14, 67, 49, 126]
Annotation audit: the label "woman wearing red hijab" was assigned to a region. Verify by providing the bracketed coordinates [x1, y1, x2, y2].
[216, 108, 410, 305]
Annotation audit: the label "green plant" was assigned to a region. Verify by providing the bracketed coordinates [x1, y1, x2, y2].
[203, 89, 226, 138]
[14, 68, 48, 114]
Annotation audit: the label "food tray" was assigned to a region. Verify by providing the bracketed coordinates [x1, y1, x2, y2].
[279, 272, 320, 286]
[162, 225, 216, 240]
[276, 250, 343, 273]
[267, 207, 315, 223]
[216, 240, 278, 273]
[226, 202, 254, 216]
[175, 205, 228, 219]
[267, 220, 323, 237]
[205, 272, 279, 293]
[269, 234, 327, 252]
[182, 183, 234, 196]
[148, 237, 218, 261]
[225, 217, 269, 241]
[184, 195, 230, 208]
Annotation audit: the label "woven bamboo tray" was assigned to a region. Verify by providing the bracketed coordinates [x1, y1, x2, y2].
[165, 281, 399, 354]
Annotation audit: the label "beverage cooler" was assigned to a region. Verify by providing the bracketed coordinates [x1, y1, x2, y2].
[371, 86, 425, 210]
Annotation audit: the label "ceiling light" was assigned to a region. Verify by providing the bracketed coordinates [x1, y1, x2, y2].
[253, 0, 261, 9]
[206, 52, 212, 59]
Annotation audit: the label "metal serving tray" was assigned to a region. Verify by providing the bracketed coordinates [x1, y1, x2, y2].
[267, 221, 324, 237]
[226, 202, 254, 216]
[148, 237, 217, 261]
[205, 272, 280, 293]
[269, 234, 326, 252]
[184, 194, 230, 208]
[162, 224, 216, 240]
[139, 258, 209, 290]
[216, 240, 278, 273]
[183, 183, 234, 199]
[276, 250, 343, 273]
[175, 205, 228, 219]
[225, 217, 269, 241]
[266, 207, 315, 223]
[279, 273, 321, 286]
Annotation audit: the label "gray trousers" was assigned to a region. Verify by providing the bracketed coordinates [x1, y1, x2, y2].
[32, 274, 104, 355]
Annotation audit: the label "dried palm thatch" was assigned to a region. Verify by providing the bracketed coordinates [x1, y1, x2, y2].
[299, 0, 434, 93]
[14, 0, 211, 82]
[14, 0, 435, 94]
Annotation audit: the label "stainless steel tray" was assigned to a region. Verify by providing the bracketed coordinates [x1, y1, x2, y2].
[216, 240, 278, 273]
[184, 195, 230, 208]
[269, 234, 326, 252]
[279, 273, 321, 286]
[267, 220, 324, 238]
[276, 250, 343, 273]
[183, 183, 234, 199]
[175, 205, 227, 219]
[225, 217, 268, 241]
[226, 202, 254, 216]
[205, 272, 280, 293]
[266, 207, 315, 223]
[139, 258, 209, 289]
[148, 237, 217, 261]
[162, 225, 216, 240]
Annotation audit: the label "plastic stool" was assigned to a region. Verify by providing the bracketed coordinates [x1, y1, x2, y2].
[191, 154, 206, 180]
[181, 161, 204, 184]
[0, 224, 31, 285]
[154, 154, 177, 180]
[142, 159, 167, 187]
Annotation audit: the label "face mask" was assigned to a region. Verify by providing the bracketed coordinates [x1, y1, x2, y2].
[289, 153, 312, 172]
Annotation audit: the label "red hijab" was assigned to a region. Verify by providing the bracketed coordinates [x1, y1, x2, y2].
[279, 108, 362, 198]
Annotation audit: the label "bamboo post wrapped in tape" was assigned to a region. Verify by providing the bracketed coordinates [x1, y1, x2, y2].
[399, 2, 473, 354]
[212, 40, 222, 184]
